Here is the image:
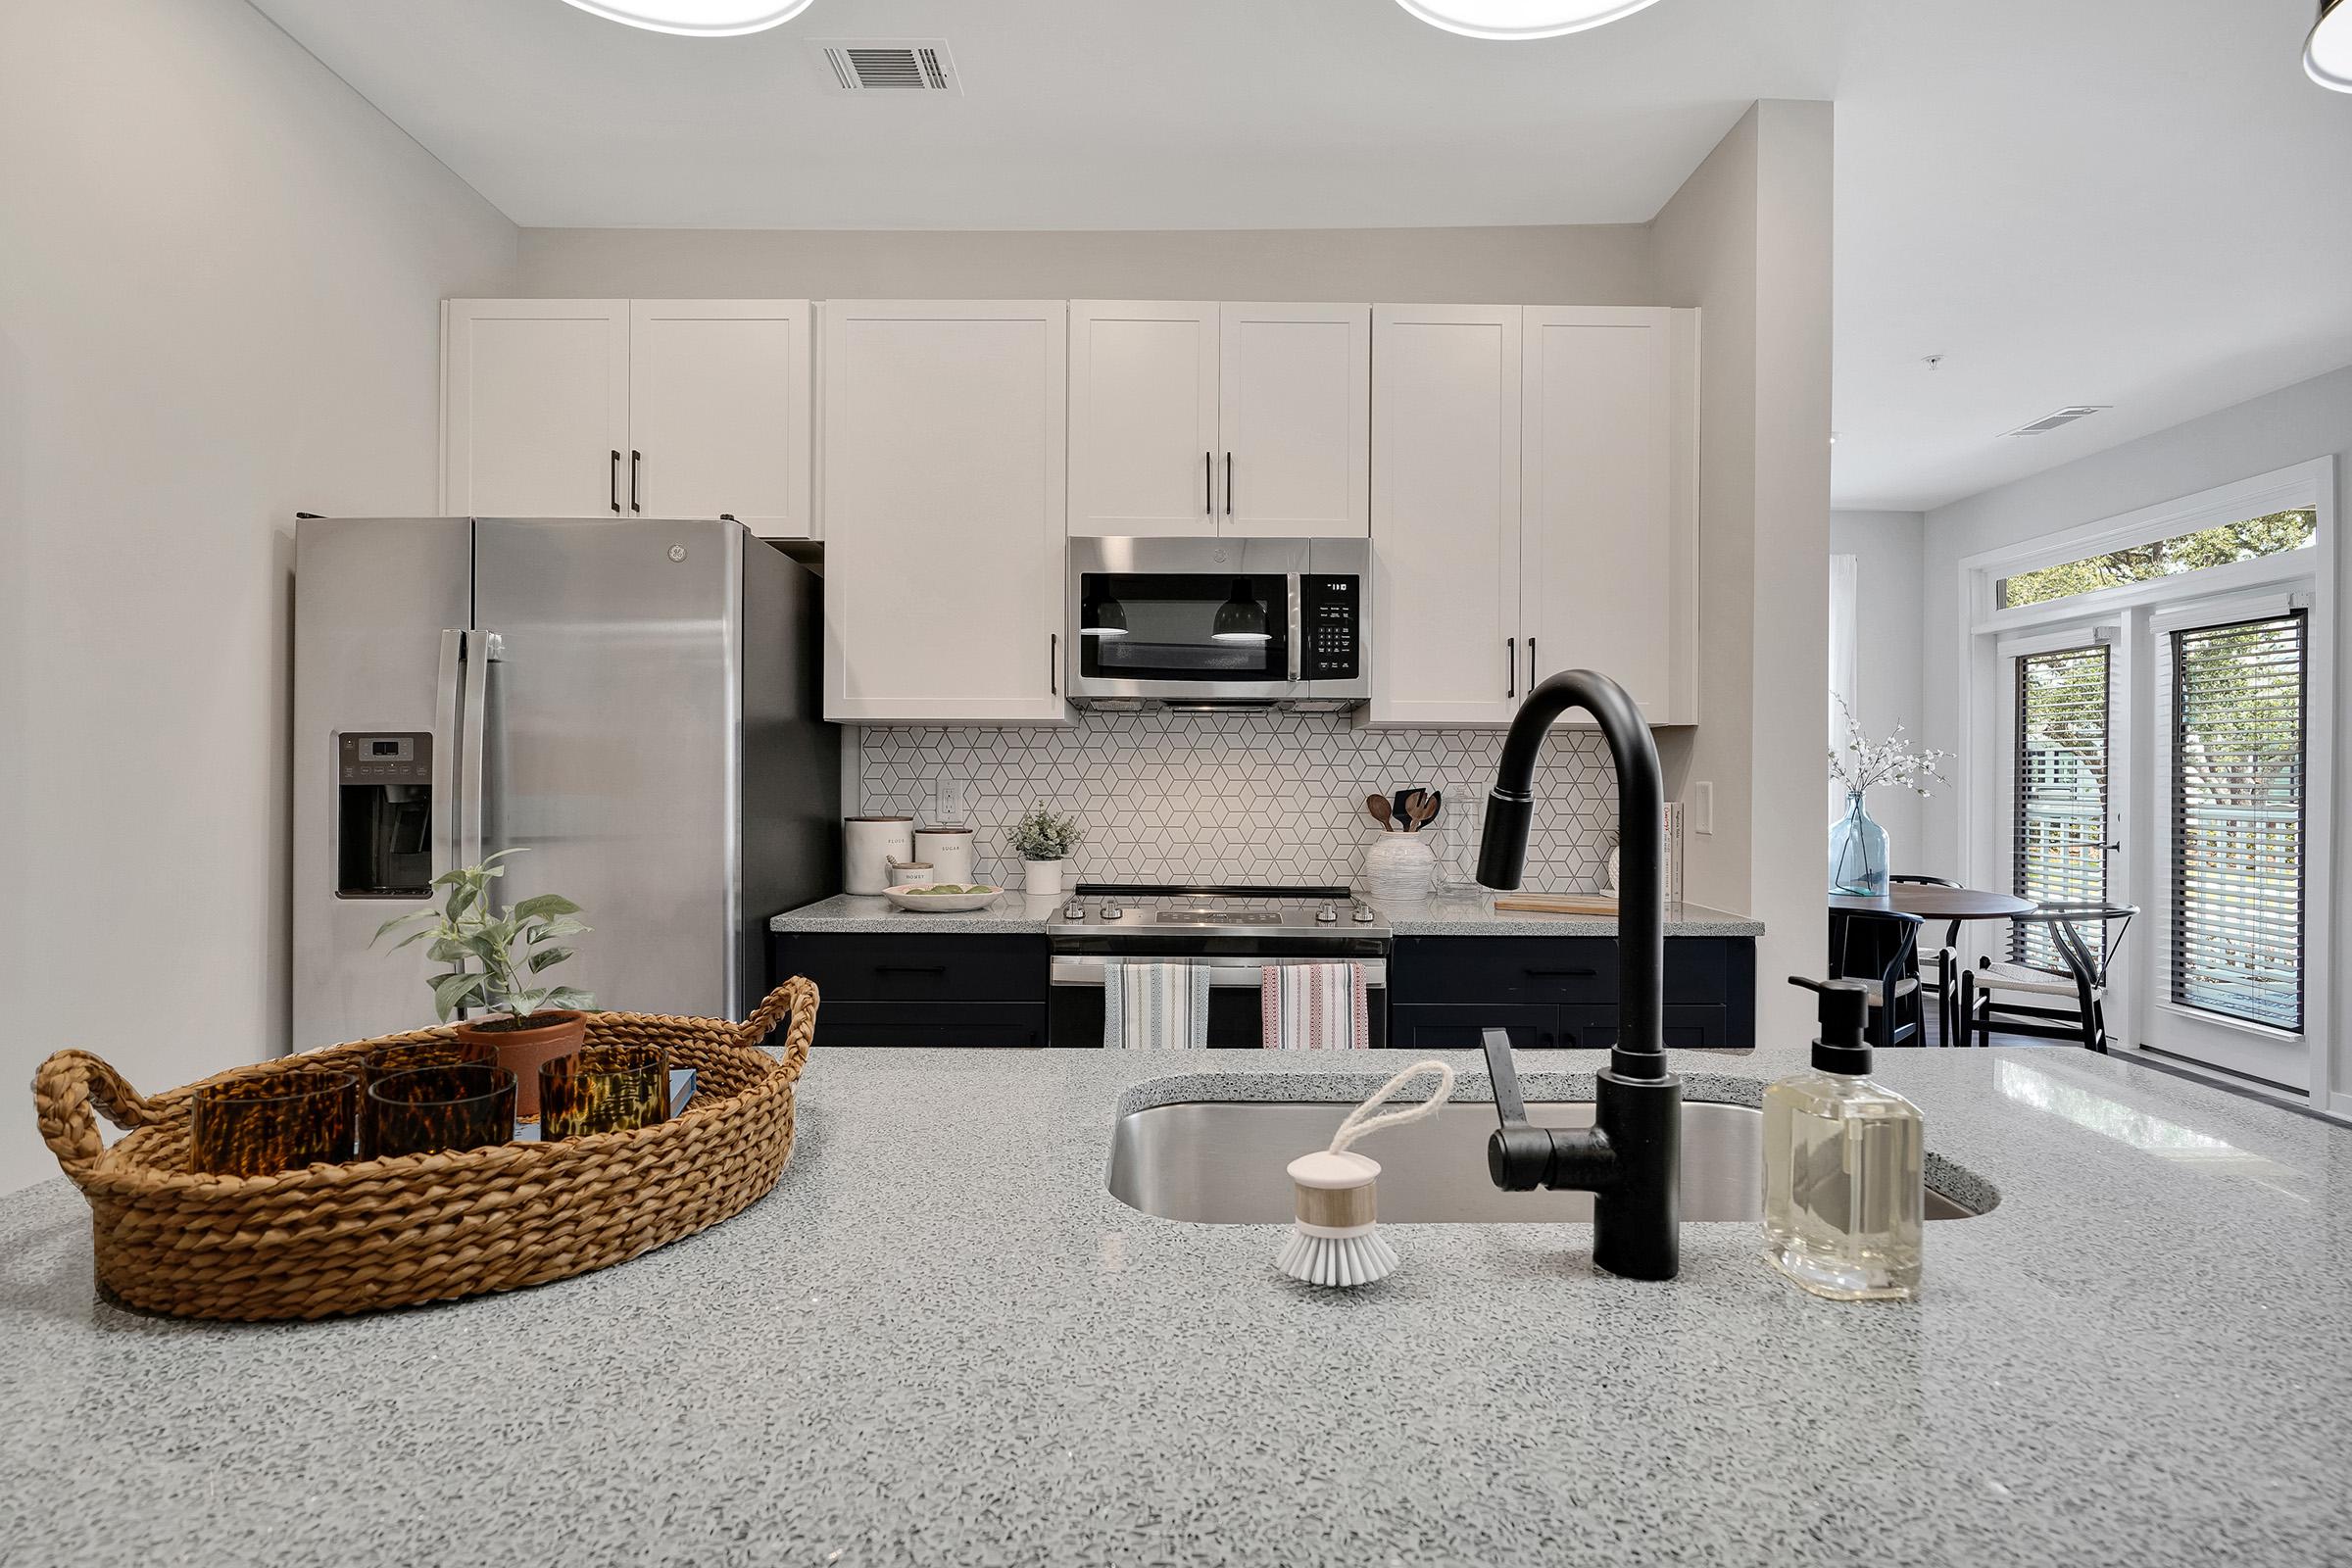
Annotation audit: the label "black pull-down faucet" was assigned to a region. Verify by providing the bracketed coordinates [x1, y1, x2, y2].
[1476, 669, 1683, 1280]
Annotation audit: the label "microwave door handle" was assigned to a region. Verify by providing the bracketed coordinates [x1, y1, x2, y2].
[1287, 579, 1302, 685]
[433, 629, 463, 878]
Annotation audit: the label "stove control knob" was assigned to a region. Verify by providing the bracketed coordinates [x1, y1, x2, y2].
[1352, 903, 1377, 924]
[1100, 902, 1124, 919]
[1317, 903, 1339, 925]
[1062, 900, 1086, 921]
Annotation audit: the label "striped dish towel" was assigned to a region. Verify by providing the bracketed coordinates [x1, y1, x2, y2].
[1261, 962, 1370, 1051]
[1103, 961, 1212, 1050]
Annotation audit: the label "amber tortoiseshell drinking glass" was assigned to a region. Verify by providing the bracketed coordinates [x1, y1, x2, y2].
[189, 1069, 362, 1177]
[360, 1037, 497, 1086]
[366, 1064, 517, 1159]
[539, 1045, 668, 1141]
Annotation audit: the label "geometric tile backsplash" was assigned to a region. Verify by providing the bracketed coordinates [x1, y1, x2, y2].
[856, 708, 1620, 892]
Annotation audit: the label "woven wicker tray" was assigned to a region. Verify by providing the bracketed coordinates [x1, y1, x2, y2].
[30, 979, 816, 1322]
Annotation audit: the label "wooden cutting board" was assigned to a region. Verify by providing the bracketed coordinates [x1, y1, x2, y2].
[1493, 893, 1619, 915]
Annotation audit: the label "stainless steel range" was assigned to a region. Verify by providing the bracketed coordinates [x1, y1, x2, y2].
[1048, 883, 1392, 1048]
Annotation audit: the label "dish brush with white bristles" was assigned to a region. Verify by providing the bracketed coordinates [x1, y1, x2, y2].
[1277, 1059, 1455, 1290]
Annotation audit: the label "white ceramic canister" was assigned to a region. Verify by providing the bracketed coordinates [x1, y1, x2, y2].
[1362, 835, 1437, 903]
[913, 827, 976, 886]
[845, 816, 915, 895]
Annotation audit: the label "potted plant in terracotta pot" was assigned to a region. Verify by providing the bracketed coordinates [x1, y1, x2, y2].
[373, 850, 593, 1120]
[1007, 804, 1083, 899]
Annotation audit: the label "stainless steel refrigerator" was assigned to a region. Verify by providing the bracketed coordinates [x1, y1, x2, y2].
[293, 516, 839, 1049]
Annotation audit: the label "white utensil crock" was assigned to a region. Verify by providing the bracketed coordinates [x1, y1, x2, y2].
[1363, 835, 1437, 903]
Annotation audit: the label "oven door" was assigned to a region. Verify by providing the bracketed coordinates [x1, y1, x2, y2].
[1067, 537, 1306, 702]
[1049, 956, 1390, 1049]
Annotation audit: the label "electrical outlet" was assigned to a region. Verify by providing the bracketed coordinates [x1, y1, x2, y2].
[1691, 781, 1714, 836]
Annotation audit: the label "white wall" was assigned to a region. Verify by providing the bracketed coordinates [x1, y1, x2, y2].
[0, 0, 517, 1194]
[1829, 509, 1928, 856]
[1652, 101, 1837, 1044]
[517, 224, 1656, 306]
[1916, 364, 2352, 1099]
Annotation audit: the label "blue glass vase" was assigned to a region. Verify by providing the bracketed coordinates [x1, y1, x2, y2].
[1829, 790, 1889, 896]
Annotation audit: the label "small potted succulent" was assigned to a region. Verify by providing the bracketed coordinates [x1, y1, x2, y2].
[374, 850, 593, 1119]
[1007, 804, 1083, 899]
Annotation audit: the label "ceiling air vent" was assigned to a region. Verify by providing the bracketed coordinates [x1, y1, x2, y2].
[2002, 405, 2111, 437]
[809, 39, 960, 93]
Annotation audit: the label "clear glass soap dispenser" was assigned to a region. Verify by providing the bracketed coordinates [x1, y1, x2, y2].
[1762, 976, 1926, 1300]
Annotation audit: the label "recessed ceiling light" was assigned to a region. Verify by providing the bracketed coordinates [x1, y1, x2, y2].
[560, 0, 813, 38]
[2309, 0, 2352, 91]
[1393, 0, 1663, 42]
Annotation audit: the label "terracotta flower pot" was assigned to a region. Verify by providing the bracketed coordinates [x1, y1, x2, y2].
[455, 1010, 586, 1121]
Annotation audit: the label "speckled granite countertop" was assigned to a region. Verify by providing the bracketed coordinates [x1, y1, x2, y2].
[771, 890, 1763, 938]
[3, 1042, 2346, 1567]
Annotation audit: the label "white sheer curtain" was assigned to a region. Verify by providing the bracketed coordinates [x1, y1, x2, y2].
[1827, 554, 1861, 824]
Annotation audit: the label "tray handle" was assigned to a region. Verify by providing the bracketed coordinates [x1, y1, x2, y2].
[33, 1050, 166, 1177]
[739, 977, 819, 1079]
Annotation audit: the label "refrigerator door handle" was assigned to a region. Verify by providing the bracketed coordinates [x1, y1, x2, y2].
[459, 629, 497, 870]
[434, 629, 464, 877]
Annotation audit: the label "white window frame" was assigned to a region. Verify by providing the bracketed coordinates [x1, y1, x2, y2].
[1953, 457, 2336, 1113]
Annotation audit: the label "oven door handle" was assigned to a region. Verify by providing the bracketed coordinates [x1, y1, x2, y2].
[1051, 956, 1387, 989]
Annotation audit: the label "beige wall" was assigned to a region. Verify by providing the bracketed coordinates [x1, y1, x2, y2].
[1651, 102, 1836, 1045]
[516, 224, 1656, 305]
[0, 0, 517, 1194]
[1829, 510, 1928, 853]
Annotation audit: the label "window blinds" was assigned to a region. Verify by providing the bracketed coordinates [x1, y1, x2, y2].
[2170, 612, 2306, 1033]
[2013, 646, 2109, 969]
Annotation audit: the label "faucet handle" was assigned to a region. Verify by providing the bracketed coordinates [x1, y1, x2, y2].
[1481, 1028, 1553, 1193]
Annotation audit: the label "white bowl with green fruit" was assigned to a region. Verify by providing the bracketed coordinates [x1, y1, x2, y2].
[883, 883, 1006, 912]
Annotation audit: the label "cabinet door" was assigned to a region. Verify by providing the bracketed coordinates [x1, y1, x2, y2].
[822, 301, 1069, 723]
[1069, 301, 1218, 538]
[1369, 305, 1523, 726]
[1520, 307, 1698, 723]
[628, 300, 812, 538]
[441, 299, 628, 516]
[1389, 1004, 1555, 1053]
[1218, 303, 1370, 538]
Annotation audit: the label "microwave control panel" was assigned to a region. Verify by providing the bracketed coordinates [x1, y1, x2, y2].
[1299, 576, 1361, 681]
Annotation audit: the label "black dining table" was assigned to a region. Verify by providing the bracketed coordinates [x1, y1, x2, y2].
[1830, 885, 2035, 1043]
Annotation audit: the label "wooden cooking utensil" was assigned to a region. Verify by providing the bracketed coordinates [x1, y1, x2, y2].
[1366, 794, 1396, 832]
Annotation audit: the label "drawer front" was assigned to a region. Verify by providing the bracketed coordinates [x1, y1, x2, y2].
[1391, 937, 1615, 1005]
[815, 1002, 1048, 1050]
[1555, 1004, 1732, 1050]
[772, 934, 1048, 1004]
[1389, 1004, 1555, 1052]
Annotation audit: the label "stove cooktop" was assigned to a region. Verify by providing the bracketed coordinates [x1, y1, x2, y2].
[1052, 883, 1391, 949]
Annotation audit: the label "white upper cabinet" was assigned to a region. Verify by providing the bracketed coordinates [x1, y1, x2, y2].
[1219, 303, 1370, 538]
[626, 300, 812, 537]
[1068, 302, 1219, 537]
[1066, 301, 1370, 539]
[1369, 305, 1523, 727]
[822, 301, 1070, 725]
[1520, 307, 1699, 725]
[441, 299, 628, 517]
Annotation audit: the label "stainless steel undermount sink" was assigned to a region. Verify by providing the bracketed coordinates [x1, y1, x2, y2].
[1107, 1099, 1981, 1224]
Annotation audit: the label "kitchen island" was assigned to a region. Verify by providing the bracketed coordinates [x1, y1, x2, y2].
[3, 1041, 2346, 1566]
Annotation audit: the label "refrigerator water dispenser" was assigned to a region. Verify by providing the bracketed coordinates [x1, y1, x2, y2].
[336, 731, 433, 898]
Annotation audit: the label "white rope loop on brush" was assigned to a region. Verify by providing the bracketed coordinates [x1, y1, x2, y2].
[1326, 1058, 1458, 1154]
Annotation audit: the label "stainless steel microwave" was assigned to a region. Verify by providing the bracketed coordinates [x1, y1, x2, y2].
[1066, 537, 1371, 710]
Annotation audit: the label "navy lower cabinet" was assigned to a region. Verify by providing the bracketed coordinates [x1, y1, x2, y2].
[1387, 936, 1755, 1051]
[769, 933, 1050, 1048]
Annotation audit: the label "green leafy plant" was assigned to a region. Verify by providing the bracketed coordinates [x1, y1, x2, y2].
[1007, 804, 1083, 862]
[372, 850, 593, 1022]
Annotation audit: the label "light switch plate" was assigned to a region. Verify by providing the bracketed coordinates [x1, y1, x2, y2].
[1692, 781, 1714, 836]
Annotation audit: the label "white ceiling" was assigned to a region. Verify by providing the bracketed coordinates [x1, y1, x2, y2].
[251, 0, 2352, 512]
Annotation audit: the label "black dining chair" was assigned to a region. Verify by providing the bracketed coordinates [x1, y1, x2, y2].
[1889, 874, 1964, 1044]
[1829, 908, 1925, 1050]
[1955, 903, 2136, 1052]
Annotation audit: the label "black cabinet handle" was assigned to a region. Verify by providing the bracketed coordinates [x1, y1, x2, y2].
[1524, 966, 1597, 978]
[1224, 452, 1233, 516]
[873, 964, 948, 976]
[609, 450, 620, 514]
[1205, 450, 1213, 518]
[629, 449, 641, 514]
[1507, 637, 1517, 699]
[1050, 632, 1058, 696]
[1527, 637, 1538, 691]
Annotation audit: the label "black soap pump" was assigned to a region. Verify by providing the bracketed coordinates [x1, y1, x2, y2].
[1761, 976, 1927, 1300]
